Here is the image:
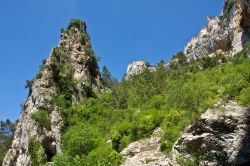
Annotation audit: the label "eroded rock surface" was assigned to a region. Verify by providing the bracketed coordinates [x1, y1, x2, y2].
[184, 0, 250, 60]
[125, 61, 156, 80]
[3, 23, 106, 166]
[120, 128, 172, 166]
[173, 101, 250, 165]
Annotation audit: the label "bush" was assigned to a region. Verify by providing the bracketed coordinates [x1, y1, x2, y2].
[84, 143, 122, 166]
[28, 139, 47, 166]
[146, 95, 164, 109]
[67, 19, 86, 31]
[61, 124, 102, 157]
[110, 120, 132, 151]
[31, 110, 51, 130]
[238, 87, 250, 106]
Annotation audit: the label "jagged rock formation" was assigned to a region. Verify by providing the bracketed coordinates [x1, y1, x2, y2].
[184, 0, 250, 61]
[172, 101, 250, 165]
[3, 21, 106, 166]
[120, 128, 171, 166]
[125, 61, 156, 80]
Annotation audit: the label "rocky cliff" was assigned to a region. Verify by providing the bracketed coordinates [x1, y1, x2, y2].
[184, 0, 250, 60]
[3, 20, 106, 166]
[126, 0, 250, 78]
[173, 100, 250, 165]
[125, 61, 157, 80]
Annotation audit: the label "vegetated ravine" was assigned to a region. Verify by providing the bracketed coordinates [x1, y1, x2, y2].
[2, 0, 250, 165]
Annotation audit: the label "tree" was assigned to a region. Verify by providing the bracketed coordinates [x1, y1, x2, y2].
[101, 66, 112, 83]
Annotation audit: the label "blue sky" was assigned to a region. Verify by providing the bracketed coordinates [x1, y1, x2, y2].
[0, 0, 224, 121]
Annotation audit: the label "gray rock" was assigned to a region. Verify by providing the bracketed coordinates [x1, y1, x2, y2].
[120, 128, 172, 166]
[172, 101, 250, 165]
[3, 25, 107, 166]
[184, 0, 250, 61]
[124, 61, 157, 80]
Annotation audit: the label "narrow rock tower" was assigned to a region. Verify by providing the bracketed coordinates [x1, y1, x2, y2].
[3, 20, 106, 166]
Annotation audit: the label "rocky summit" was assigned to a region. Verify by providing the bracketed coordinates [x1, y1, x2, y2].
[184, 0, 250, 60]
[2, 21, 106, 166]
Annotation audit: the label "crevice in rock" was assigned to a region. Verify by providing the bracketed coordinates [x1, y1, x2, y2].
[42, 137, 57, 162]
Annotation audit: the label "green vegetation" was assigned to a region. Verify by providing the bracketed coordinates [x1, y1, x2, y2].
[31, 109, 51, 130]
[48, 40, 250, 165]
[0, 120, 16, 164]
[227, 0, 236, 11]
[28, 138, 47, 166]
[20, 19, 250, 165]
[67, 19, 86, 32]
[224, 0, 239, 18]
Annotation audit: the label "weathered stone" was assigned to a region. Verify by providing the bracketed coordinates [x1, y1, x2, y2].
[120, 128, 172, 166]
[184, 0, 250, 61]
[3, 24, 106, 166]
[172, 101, 250, 165]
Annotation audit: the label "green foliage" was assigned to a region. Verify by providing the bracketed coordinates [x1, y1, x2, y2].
[28, 138, 47, 166]
[49, 39, 250, 165]
[52, 143, 122, 166]
[61, 124, 102, 157]
[110, 109, 165, 151]
[67, 19, 86, 31]
[238, 87, 250, 106]
[101, 66, 117, 87]
[0, 120, 16, 164]
[160, 109, 193, 153]
[31, 109, 51, 130]
[83, 144, 122, 166]
[226, 0, 236, 11]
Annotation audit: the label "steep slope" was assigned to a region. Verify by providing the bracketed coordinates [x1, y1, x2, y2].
[3, 20, 107, 166]
[184, 0, 250, 60]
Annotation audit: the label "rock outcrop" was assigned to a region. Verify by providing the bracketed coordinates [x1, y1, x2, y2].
[172, 101, 250, 165]
[125, 61, 156, 80]
[184, 0, 250, 61]
[3, 21, 106, 166]
[120, 128, 171, 166]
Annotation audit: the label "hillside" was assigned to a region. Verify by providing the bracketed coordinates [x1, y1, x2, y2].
[2, 0, 250, 166]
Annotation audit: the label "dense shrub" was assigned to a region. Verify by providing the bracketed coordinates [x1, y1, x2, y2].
[0, 120, 16, 164]
[28, 139, 47, 166]
[67, 19, 86, 31]
[61, 124, 102, 157]
[238, 87, 250, 106]
[31, 109, 51, 130]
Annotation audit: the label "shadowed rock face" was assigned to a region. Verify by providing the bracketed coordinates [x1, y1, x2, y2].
[2, 24, 106, 166]
[184, 0, 250, 61]
[172, 101, 250, 165]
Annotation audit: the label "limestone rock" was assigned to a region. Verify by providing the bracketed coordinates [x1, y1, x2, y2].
[125, 61, 156, 80]
[3, 22, 106, 166]
[120, 128, 172, 166]
[172, 101, 250, 165]
[184, 0, 250, 61]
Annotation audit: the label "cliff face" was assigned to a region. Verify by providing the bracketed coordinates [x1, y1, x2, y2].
[184, 0, 250, 60]
[126, 0, 250, 77]
[125, 61, 156, 80]
[3, 21, 106, 166]
[173, 101, 250, 165]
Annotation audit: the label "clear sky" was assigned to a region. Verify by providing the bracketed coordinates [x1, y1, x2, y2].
[0, 0, 224, 121]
